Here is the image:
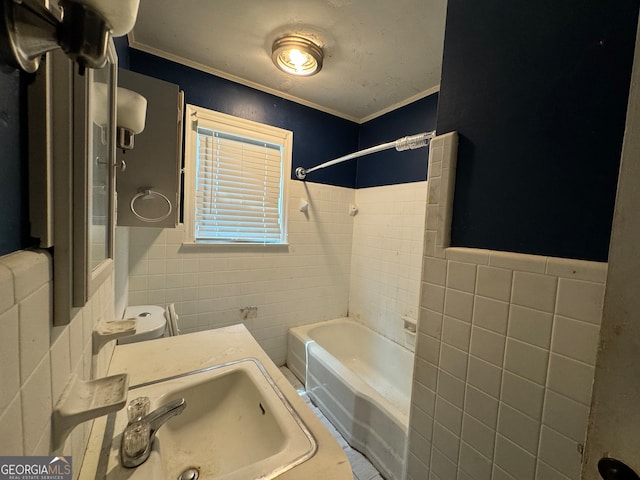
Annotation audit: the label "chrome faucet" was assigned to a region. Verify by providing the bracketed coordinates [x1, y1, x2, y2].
[120, 397, 186, 468]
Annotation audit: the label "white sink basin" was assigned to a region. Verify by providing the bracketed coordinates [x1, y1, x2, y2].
[112, 358, 317, 479]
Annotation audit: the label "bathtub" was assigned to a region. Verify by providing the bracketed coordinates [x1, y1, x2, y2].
[287, 318, 414, 480]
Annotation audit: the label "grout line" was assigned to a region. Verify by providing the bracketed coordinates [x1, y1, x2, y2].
[456, 260, 479, 477]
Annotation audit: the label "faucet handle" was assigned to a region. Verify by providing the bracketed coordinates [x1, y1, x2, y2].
[122, 420, 151, 459]
[127, 397, 150, 423]
[121, 397, 186, 468]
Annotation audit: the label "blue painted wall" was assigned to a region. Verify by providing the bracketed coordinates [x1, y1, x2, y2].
[117, 39, 438, 190]
[0, 37, 436, 255]
[9, 3, 633, 261]
[126, 49, 360, 188]
[356, 94, 438, 188]
[437, 0, 638, 262]
[113, 36, 130, 70]
[0, 70, 30, 256]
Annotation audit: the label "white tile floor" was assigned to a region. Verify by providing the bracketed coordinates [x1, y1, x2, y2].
[280, 366, 385, 480]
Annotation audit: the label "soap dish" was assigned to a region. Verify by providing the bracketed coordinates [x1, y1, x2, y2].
[93, 319, 137, 353]
[402, 315, 417, 334]
[52, 373, 129, 452]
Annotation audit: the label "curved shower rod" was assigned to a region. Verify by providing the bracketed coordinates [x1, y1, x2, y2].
[295, 131, 436, 180]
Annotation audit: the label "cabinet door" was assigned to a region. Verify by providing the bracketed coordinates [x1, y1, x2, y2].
[116, 69, 183, 227]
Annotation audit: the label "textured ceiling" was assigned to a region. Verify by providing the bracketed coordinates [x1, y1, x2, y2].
[130, 0, 447, 123]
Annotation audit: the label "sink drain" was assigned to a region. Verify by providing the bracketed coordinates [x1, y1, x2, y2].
[178, 467, 200, 480]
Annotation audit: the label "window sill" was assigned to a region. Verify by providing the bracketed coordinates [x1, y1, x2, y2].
[180, 241, 290, 253]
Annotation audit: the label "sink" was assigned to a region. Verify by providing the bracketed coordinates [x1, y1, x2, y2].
[110, 358, 317, 479]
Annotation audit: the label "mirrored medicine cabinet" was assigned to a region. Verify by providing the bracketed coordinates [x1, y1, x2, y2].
[28, 41, 118, 326]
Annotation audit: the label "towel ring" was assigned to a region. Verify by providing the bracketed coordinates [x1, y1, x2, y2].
[130, 189, 173, 223]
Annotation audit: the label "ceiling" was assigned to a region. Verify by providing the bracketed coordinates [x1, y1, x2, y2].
[129, 0, 448, 123]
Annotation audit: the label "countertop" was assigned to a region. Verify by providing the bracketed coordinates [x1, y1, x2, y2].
[79, 324, 354, 479]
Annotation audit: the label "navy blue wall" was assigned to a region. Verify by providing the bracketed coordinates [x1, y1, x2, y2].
[438, 0, 638, 262]
[113, 36, 130, 70]
[118, 44, 438, 189]
[356, 94, 438, 188]
[0, 38, 437, 255]
[125, 49, 360, 188]
[4, 5, 637, 259]
[0, 70, 30, 256]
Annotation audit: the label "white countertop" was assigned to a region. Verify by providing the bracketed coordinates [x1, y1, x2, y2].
[79, 324, 353, 480]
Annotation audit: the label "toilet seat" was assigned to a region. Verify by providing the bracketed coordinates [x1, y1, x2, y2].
[166, 303, 181, 336]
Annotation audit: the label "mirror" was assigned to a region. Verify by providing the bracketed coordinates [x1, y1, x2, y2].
[24, 7, 122, 320]
[89, 60, 114, 270]
[29, 41, 118, 325]
[72, 42, 117, 307]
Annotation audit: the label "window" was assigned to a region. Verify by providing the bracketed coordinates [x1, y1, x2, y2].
[184, 105, 292, 245]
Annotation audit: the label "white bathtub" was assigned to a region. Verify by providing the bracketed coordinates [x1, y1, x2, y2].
[287, 318, 414, 480]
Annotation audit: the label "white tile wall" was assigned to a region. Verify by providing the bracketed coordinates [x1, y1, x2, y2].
[128, 178, 428, 363]
[0, 250, 117, 479]
[128, 181, 355, 365]
[114, 226, 130, 319]
[407, 132, 607, 480]
[348, 182, 427, 349]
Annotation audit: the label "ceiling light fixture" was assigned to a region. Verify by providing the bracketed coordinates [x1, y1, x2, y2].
[271, 35, 323, 77]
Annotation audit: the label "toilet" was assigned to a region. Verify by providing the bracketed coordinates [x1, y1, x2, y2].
[118, 305, 168, 345]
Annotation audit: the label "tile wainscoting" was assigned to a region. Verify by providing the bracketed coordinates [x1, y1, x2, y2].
[128, 181, 355, 365]
[0, 250, 116, 479]
[406, 132, 606, 480]
[348, 181, 427, 351]
[128, 179, 428, 364]
[408, 248, 605, 480]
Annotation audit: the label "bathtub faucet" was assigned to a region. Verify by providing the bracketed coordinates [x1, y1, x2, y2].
[120, 397, 186, 468]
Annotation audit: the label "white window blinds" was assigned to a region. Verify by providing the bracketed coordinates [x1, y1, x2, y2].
[194, 128, 285, 243]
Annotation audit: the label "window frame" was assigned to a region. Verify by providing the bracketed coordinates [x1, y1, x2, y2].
[183, 104, 292, 246]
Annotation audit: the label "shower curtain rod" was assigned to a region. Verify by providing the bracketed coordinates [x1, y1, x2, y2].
[295, 131, 436, 180]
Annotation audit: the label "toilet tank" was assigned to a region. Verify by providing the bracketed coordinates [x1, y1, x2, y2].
[118, 305, 167, 344]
